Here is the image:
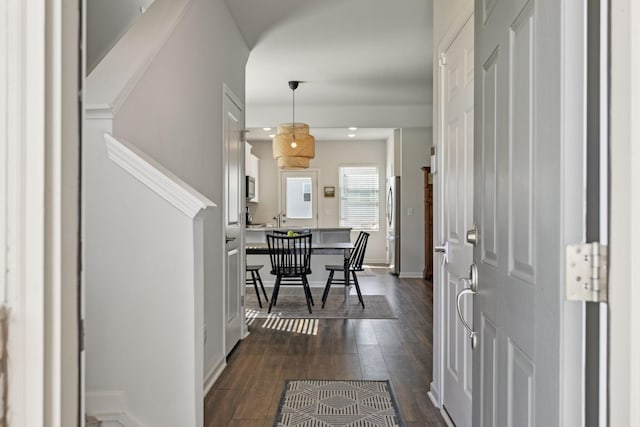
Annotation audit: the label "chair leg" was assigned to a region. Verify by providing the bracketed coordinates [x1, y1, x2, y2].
[304, 275, 315, 306]
[352, 271, 365, 308]
[251, 270, 262, 308]
[301, 275, 312, 308]
[256, 270, 268, 302]
[302, 275, 313, 314]
[322, 270, 335, 308]
[268, 276, 281, 313]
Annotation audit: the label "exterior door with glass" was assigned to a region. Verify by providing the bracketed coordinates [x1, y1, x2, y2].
[280, 170, 318, 228]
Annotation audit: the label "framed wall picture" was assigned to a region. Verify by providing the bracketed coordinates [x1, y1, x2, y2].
[324, 186, 335, 197]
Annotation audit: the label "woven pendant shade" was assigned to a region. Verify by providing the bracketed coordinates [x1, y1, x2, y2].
[273, 123, 315, 169]
[272, 81, 315, 169]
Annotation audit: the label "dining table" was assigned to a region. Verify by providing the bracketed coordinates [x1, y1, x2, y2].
[245, 241, 355, 308]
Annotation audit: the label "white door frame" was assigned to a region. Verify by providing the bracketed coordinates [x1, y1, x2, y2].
[1, 0, 80, 425]
[609, 0, 640, 425]
[429, 3, 475, 417]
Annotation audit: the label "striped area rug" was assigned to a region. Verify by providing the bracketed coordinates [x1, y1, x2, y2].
[246, 311, 319, 335]
[273, 380, 403, 426]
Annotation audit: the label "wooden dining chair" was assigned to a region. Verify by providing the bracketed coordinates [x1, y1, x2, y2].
[246, 264, 269, 308]
[321, 231, 369, 309]
[266, 232, 314, 313]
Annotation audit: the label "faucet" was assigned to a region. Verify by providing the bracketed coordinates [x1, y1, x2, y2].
[273, 212, 285, 228]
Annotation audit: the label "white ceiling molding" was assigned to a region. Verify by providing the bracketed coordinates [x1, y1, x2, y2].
[86, 0, 191, 115]
[104, 133, 216, 218]
[247, 104, 433, 129]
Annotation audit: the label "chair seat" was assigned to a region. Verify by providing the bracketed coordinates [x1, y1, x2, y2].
[246, 264, 264, 271]
[325, 264, 364, 272]
[270, 268, 312, 277]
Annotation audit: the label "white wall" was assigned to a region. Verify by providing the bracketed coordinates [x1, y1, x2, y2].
[84, 136, 204, 425]
[111, 0, 249, 391]
[87, 0, 156, 73]
[249, 139, 388, 263]
[398, 128, 431, 277]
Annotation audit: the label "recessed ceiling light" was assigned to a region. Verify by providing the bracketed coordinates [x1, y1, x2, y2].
[348, 133, 356, 138]
[348, 127, 358, 131]
[263, 127, 272, 131]
[268, 134, 276, 138]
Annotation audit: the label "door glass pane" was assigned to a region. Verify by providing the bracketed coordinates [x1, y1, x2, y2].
[286, 177, 313, 219]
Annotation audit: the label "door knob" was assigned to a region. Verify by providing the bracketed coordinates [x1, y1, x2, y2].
[466, 224, 478, 246]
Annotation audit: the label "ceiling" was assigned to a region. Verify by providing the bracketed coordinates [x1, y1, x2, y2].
[224, 0, 433, 139]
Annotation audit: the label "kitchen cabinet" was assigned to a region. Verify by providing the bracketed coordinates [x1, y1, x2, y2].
[245, 142, 260, 202]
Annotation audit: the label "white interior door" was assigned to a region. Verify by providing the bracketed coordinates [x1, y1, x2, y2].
[280, 170, 318, 228]
[473, 0, 585, 425]
[224, 89, 244, 355]
[441, 15, 474, 427]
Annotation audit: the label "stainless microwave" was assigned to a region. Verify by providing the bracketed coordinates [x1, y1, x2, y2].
[246, 176, 255, 199]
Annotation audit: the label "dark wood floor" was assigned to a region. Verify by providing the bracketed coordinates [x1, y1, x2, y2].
[204, 268, 446, 426]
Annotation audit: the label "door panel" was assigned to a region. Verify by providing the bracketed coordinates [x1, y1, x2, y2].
[473, 0, 585, 425]
[224, 90, 243, 356]
[441, 15, 474, 427]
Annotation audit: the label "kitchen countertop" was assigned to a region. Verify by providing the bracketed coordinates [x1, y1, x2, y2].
[245, 226, 352, 243]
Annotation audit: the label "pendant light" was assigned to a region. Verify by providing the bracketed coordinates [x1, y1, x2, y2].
[272, 81, 315, 169]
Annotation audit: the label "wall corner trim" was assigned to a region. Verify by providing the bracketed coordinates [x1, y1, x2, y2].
[104, 133, 216, 217]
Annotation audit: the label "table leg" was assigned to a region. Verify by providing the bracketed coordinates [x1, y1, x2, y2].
[344, 248, 350, 312]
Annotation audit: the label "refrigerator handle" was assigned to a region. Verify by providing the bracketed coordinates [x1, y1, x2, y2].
[387, 187, 393, 226]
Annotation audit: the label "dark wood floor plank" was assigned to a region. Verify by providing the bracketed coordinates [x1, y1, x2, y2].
[205, 271, 445, 426]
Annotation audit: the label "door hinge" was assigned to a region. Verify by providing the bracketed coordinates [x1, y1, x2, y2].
[240, 295, 244, 306]
[79, 318, 85, 352]
[439, 53, 447, 67]
[566, 242, 608, 303]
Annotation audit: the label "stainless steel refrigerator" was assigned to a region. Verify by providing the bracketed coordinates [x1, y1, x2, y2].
[386, 176, 401, 275]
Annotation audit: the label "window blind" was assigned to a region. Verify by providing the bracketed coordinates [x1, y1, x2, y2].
[339, 166, 379, 230]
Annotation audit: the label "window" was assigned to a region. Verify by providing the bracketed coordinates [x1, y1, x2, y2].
[286, 177, 313, 219]
[339, 166, 379, 230]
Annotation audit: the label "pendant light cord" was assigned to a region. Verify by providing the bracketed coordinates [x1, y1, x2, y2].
[292, 86, 296, 140]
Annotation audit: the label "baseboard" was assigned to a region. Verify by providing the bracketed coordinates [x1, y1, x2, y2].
[364, 259, 388, 265]
[203, 357, 226, 396]
[97, 413, 142, 427]
[86, 390, 143, 427]
[427, 382, 440, 408]
[399, 272, 424, 278]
